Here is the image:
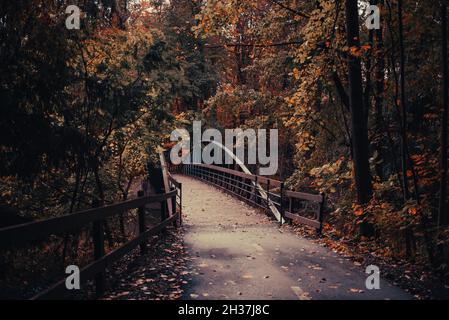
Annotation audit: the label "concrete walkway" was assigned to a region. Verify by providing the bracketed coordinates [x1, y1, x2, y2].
[176, 175, 411, 300]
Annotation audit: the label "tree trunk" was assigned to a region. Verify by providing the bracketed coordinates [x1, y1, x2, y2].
[345, 0, 373, 204]
[439, 0, 449, 227]
[398, 0, 410, 200]
[374, 0, 386, 181]
[111, 0, 128, 29]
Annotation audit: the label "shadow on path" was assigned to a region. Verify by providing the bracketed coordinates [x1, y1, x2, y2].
[176, 175, 411, 300]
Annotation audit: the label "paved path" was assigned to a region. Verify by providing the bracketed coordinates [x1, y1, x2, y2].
[176, 175, 411, 300]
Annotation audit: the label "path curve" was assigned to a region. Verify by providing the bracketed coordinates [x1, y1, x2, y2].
[176, 175, 411, 300]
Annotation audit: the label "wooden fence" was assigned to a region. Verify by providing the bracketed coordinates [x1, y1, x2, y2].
[0, 181, 182, 300]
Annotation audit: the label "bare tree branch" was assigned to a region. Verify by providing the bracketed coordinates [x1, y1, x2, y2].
[204, 41, 302, 49]
[269, 0, 310, 19]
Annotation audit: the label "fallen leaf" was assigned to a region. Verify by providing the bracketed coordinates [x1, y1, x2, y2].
[349, 288, 365, 293]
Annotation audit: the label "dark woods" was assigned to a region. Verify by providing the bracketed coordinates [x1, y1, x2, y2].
[1, 0, 449, 298]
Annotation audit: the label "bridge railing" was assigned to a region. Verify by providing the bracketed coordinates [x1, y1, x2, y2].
[169, 163, 324, 233]
[168, 175, 183, 225]
[0, 182, 182, 300]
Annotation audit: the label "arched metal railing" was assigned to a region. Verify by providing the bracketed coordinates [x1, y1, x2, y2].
[168, 162, 325, 233]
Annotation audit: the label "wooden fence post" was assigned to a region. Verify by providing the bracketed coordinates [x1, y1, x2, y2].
[317, 193, 325, 235]
[171, 189, 177, 228]
[280, 182, 285, 227]
[254, 176, 258, 204]
[92, 199, 105, 297]
[160, 200, 167, 233]
[288, 197, 293, 225]
[137, 190, 147, 255]
[179, 183, 183, 226]
[266, 180, 270, 212]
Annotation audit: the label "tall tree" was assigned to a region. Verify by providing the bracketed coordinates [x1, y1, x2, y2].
[374, 0, 386, 180]
[439, 0, 449, 227]
[345, 0, 373, 204]
[397, 0, 411, 200]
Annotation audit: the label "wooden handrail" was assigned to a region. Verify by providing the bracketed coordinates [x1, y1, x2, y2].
[284, 190, 324, 203]
[168, 175, 182, 188]
[0, 190, 177, 248]
[160, 153, 174, 216]
[31, 212, 180, 300]
[1, 153, 184, 300]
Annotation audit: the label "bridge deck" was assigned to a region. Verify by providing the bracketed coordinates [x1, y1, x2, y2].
[177, 175, 410, 300]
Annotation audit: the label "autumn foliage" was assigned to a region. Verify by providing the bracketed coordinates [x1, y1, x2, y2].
[1, 0, 449, 297]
